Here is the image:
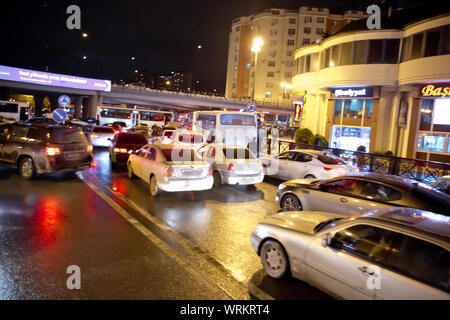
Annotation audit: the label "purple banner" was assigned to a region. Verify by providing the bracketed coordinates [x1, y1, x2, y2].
[0, 65, 111, 92]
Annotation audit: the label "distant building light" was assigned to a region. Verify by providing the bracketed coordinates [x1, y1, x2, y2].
[82, 56, 87, 60]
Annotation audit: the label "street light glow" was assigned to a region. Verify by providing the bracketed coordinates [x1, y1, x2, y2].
[253, 37, 263, 47]
[281, 82, 287, 87]
[82, 32, 88, 38]
[251, 46, 261, 53]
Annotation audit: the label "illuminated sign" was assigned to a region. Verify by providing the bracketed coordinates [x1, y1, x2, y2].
[332, 87, 373, 98]
[0, 65, 111, 92]
[420, 83, 450, 98]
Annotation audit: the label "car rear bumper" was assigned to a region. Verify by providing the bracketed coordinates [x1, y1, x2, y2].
[34, 153, 93, 174]
[222, 172, 264, 185]
[158, 176, 214, 192]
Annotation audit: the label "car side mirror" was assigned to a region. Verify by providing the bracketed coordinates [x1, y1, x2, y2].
[321, 233, 332, 247]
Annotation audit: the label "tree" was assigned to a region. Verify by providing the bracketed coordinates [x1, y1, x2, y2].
[294, 128, 313, 145]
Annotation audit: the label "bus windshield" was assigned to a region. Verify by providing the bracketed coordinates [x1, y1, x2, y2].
[220, 114, 255, 126]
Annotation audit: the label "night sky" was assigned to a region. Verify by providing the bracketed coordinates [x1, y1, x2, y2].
[0, 0, 417, 92]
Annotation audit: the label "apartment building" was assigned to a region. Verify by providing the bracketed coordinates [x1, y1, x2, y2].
[225, 7, 366, 104]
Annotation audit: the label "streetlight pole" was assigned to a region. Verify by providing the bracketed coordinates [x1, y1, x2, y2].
[251, 38, 263, 103]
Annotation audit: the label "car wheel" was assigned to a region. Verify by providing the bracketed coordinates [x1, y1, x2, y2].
[260, 240, 290, 279]
[213, 171, 222, 188]
[281, 194, 302, 211]
[305, 174, 316, 179]
[127, 162, 136, 179]
[19, 157, 35, 180]
[149, 175, 160, 196]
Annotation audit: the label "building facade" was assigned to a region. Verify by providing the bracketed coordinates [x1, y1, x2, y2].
[225, 6, 366, 104]
[292, 12, 450, 162]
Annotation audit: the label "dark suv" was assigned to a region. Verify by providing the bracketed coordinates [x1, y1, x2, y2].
[0, 123, 93, 179]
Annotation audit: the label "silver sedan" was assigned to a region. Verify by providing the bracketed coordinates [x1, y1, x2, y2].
[251, 207, 450, 299]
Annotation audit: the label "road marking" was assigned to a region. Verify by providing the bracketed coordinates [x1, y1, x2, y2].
[81, 177, 232, 300]
[79, 172, 276, 300]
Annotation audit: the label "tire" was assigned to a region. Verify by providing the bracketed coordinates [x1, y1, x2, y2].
[260, 240, 290, 279]
[127, 162, 136, 179]
[213, 171, 222, 188]
[19, 157, 35, 180]
[149, 175, 160, 196]
[281, 194, 302, 211]
[304, 174, 316, 179]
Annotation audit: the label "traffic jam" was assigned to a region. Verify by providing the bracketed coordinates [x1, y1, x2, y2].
[0, 100, 449, 301]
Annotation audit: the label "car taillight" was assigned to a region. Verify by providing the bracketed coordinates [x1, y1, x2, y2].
[87, 145, 93, 152]
[164, 166, 175, 177]
[45, 146, 61, 156]
[228, 163, 235, 171]
[114, 130, 120, 135]
[208, 165, 213, 176]
[324, 167, 334, 171]
[114, 148, 128, 153]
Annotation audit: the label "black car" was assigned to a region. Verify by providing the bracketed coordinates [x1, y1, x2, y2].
[0, 123, 93, 179]
[109, 132, 148, 167]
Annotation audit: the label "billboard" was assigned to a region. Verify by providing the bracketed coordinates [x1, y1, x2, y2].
[0, 65, 111, 92]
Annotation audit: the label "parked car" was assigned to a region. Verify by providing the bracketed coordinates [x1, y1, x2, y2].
[90, 126, 115, 147]
[263, 149, 359, 180]
[109, 132, 148, 167]
[250, 207, 450, 299]
[276, 173, 450, 216]
[127, 142, 213, 196]
[432, 176, 450, 195]
[0, 123, 93, 179]
[204, 144, 264, 187]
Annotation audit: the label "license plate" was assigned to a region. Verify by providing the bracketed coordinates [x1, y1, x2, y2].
[182, 170, 199, 176]
[65, 152, 81, 160]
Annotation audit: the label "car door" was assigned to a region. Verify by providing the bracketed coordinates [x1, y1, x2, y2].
[274, 151, 296, 179]
[140, 146, 158, 183]
[348, 181, 400, 215]
[0, 125, 9, 161]
[305, 224, 398, 299]
[133, 146, 149, 180]
[285, 152, 313, 180]
[373, 232, 450, 300]
[306, 178, 364, 215]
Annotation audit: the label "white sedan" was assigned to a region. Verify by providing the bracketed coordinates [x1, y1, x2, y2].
[263, 149, 358, 180]
[127, 143, 213, 196]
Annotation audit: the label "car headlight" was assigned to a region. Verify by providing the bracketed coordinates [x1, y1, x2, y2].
[278, 183, 286, 190]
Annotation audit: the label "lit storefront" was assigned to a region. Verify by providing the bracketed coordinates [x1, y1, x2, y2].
[415, 83, 450, 162]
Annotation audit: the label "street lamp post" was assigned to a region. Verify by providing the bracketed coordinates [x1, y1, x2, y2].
[251, 38, 263, 103]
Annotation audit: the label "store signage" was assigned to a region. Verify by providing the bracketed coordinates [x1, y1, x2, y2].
[420, 83, 450, 98]
[333, 87, 373, 98]
[0, 64, 111, 92]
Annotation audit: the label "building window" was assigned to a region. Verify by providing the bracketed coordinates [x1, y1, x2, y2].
[316, 28, 324, 35]
[288, 29, 296, 36]
[270, 40, 277, 46]
[318, 8, 324, 12]
[419, 99, 433, 131]
[287, 39, 295, 46]
[268, 61, 275, 67]
[331, 45, 339, 67]
[270, 29, 278, 36]
[236, 26, 240, 32]
[302, 38, 310, 45]
[304, 17, 312, 23]
[265, 91, 272, 98]
[425, 29, 441, 57]
[368, 39, 383, 63]
[384, 39, 400, 63]
[304, 55, 311, 72]
[287, 50, 292, 56]
[306, 7, 312, 11]
[304, 27, 311, 34]
[411, 32, 424, 59]
[317, 17, 324, 23]
[289, 18, 296, 24]
[340, 42, 353, 65]
[266, 82, 273, 88]
[285, 72, 292, 78]
[286, 60, 294, 67]
[269, 50, 276, 57]
[298, 56, 304, 74]
[354, 40, 368, 64]
[267, 71, 274, 77]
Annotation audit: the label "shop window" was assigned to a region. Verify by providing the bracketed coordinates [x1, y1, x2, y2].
[432, 98, 450, 132]
[344, 99, 365, 119]
[334, 100, 343, 118]
[368, 40, 383, 63]
[419, 99, 433, 131]
[365, 100, 373, 119]
[418, 134, 446, 152]
[354, 41, 367, 64]
[384, 39, 400, 63]
[330, 125, 371, 151]
[425, 29, 441, 57]
[340, 42, 353, 65]
[411, 32, 424, 60]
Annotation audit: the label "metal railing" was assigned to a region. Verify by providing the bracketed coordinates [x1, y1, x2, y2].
[268, 139, 450, 184]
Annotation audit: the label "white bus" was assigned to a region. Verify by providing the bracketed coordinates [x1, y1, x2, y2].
[0, 100, 31, 122]
[96, 106, 173, 128]
[193, 111, 257, 148]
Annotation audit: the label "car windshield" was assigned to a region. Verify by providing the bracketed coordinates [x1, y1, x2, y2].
[222, 148, 255, 160]
[93, 127, 114, 133]
[117, 133, 148, 144]
[162, 148, 202, 162]
[314, 218, 343, 232]
[50, 127, 88, 144]
[220, 114, 255, 126]
[317, 154, 345, 165]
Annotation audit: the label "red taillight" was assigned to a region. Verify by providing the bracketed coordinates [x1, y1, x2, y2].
[324, 167, 334, 171]
[87, 145, 93, 152]
[45, 146, 61, 156]
[228, 163, 235, 171]
[114, 130, 120, 135]
[164, 166, 175, 177]
[114, 148, 128, 153]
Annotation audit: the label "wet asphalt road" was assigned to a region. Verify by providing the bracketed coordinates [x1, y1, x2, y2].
[0, 149, 331, 300]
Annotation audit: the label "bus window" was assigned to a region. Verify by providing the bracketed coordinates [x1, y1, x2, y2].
[196, 114, 216, 130]
[220, 114, 255, 126]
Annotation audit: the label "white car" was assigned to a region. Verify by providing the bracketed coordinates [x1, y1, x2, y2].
[127, 143, 213, 196]
[251, 207, 450, 300]
[90, 126, 115, 147]
[263, 149, 358, 180]
[204, 144, 264, 187]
